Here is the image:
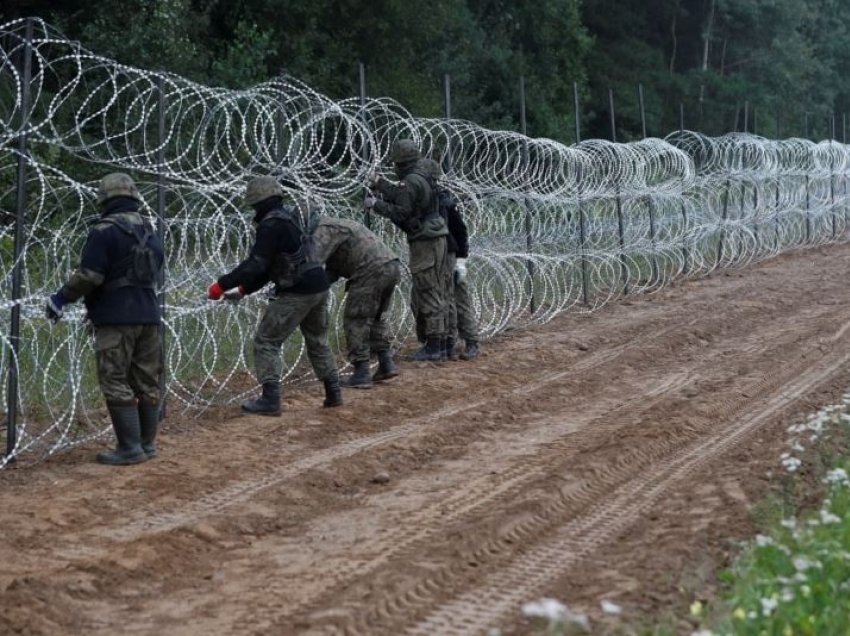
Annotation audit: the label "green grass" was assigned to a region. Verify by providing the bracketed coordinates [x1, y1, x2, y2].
[694, 404, 850, 636]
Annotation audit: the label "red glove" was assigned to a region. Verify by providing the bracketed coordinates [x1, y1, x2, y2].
[207, 281, 224, 300]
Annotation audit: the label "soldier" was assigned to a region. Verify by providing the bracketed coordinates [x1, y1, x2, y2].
[365, 140, 449, 362]
[444, 196, 481, 360]
[404, 156, 480, 361]
[312, 216, 401, 388]
[207, 177, 341, 415]
[45, 173, 164, 465]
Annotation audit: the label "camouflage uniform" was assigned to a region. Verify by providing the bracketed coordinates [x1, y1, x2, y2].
[254, 291, 336, 384]
[312, 217, 401, 363]
[47, 172, 164, 465]
[213, 179, 341, 412]
[444, 252, 479, 343]
[372, 156, 449, 341]
[60, 209, 163, 405]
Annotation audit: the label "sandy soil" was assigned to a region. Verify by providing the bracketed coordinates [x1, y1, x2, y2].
[3, 244, 850, 636]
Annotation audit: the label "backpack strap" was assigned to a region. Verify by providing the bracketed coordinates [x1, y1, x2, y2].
[99, 217, 156, 293]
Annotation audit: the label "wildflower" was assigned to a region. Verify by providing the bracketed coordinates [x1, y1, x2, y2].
[781, 456, 802, 472]
[780, 518, 797, 530]
[819, 510, 841, 524]
[755, 534, 773, 547]
[690, 600, 703, 617]
[691, 630, 715, 636]
[733, 607, 747, 620]
[783, 626, 794, 636]
[600, 600, 622, 615]
[781, 588, 794, 602]
[760, 597, 778, 616]
[801, 585, 811, 597]
[793, 556, 813, 572]
[825, 468, 849, 486]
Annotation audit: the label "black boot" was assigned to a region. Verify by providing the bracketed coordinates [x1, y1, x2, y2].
[372, 350, 399, 382]
[323, 372, 343, 407]
[347, 361, 373, 389]
[410, 337, 443, 362]
[96, 404, 148, 465]
[138, 399, 160, 458]
[241, 382, 281, 416]
[461, 340, 480, 360]
[445, 337, 459, 361]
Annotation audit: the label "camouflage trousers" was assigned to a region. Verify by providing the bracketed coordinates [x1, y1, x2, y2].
[445, 252, 480, 342]
[94, 324, 162, 405]
[345, 260, 401, 363]
[254, 290, 337, 384]
[409, 237, 449, 339]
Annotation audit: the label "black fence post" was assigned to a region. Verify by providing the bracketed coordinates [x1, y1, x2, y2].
[359, 62, 371, 229]
[519, 76, 536, 315]
[679, 104, 690, 274]
[638, 84, 658, 286]
[574, 81, 590, 306]
[609, 88, 628, 295]
[443, 73, 454, 176]
[6, 18, 34, 460]
[156, 74, 168, 421]
[638, 83, 648, 139]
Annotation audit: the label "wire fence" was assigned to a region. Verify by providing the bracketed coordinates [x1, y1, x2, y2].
[2, 17, 849, 466]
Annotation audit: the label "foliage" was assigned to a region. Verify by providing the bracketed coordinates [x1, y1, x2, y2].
[695, 403, 850, 636]
[2, 0, 850, 142]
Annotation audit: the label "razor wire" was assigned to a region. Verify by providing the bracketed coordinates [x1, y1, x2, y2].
[1, 17, 850, 466]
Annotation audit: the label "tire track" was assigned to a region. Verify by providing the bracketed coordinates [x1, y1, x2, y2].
[402, 344, 850, 635]
[260, 310, 845, 635]
[91, 317, 698, 544]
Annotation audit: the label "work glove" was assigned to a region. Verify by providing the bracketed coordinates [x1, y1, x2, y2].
[364, 193, 378, 209]
[223, 286, 246, 304]
[207, 281, 224, 300]
[454, 258, 468, 285]
[45, 292, 66, 324]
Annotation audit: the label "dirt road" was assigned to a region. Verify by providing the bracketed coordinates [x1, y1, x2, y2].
[3, 244, 850, 635]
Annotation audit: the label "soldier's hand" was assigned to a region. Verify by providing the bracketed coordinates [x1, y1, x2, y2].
[454, 258, 468, 284]
[45, 292, 65, 324]
[223, 286, 245, 304]
[207, 281, 224, 300]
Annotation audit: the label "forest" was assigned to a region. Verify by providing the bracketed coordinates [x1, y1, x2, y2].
[2, 0, 849, 143]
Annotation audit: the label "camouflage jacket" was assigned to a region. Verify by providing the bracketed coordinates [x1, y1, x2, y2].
[372, 158, 448, 242]
[312, 217, 398, 283]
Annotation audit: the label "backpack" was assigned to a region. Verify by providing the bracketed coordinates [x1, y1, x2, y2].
[264, 205, 323, 287]
[101, 218, 161, 292]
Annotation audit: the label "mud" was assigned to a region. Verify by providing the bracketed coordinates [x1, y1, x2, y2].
[3, 245, 850, 635]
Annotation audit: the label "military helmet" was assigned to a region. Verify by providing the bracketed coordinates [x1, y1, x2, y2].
[96, 172, 141, 205]
[244, 175, 284, 206]
[390, 139, 421, 163]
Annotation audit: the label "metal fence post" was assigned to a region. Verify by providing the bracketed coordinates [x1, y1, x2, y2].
[609, 88, 628, 295]
[6, 18, 34, 460]
[359, 62, 371, 229]
[679, 104, 690, 274]
[156, 74, 168, 421]
[443, 73, 453, 173]
[574, 82, 590, 306]
[638, 84, 659, 285]
[519, 76, 535, 315]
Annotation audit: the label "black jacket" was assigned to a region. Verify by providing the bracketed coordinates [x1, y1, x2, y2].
[218, 200, 328, 295]
[64, 197, 164, 326]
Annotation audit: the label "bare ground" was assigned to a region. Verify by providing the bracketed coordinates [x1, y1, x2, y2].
[3, 244, 850, 636]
